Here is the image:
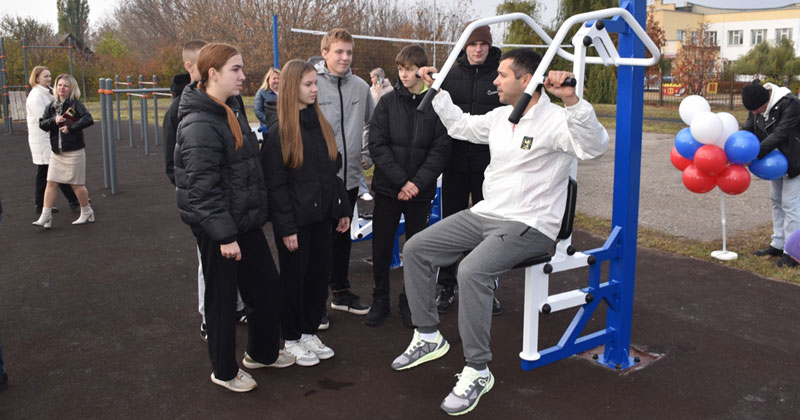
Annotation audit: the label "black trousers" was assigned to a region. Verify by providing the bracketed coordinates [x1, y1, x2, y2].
[371, 194, 430, 301]
[330, 187, 358, 292]
[35, 164, 78, 207]
[438, 169, 485, 288]
[193, 227, 281, 381]
[276, 220, 332, 340]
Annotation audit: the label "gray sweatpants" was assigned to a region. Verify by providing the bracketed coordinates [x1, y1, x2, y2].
[403, 209, 553, 365]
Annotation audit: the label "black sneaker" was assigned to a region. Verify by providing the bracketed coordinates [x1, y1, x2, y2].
[776, 253, 799, 268]
[318, 310, 330, 330]
[399, 294, 414, 328]
[364, 299, 390, 327]
[200, 322, 208, 342]
[436, 286, 456, 314]
[331, 290, 370, 315]
[235, 309, 248, 324]
[69, 201, 80, 213]
[754, 245, 783, 257]
[492, 296, 504, 316]
[0, 372, 7, 391]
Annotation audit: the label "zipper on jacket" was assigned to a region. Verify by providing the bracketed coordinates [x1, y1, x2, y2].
[338, 77, 348, 188]
[471, 67, 480, 114]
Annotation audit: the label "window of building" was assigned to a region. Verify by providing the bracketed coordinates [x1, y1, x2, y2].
[677, 29, 685, 42]
[705, 31, 717, 46]
[751, 29, 767, 45]
[776, 28, 793, 41]
[690, 30, 698, 43]
[728, 30, 743, 46]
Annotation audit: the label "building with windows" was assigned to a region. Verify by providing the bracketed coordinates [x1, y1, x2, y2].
[648, 0, 800, 61]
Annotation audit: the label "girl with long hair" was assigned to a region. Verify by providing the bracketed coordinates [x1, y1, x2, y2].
[263, 59, 350, 367]
[33, 74, 94, 229]
[174, 43, 290, 392]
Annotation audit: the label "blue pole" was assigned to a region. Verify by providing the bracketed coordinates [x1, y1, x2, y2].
[599, 0, 646, 370]
[272, 14, 280, 69]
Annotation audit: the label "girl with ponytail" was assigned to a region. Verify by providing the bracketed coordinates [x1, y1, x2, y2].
[174, 43, 291, 392]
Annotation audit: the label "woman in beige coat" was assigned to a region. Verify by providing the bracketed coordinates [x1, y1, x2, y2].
[26, 66, 79, 215]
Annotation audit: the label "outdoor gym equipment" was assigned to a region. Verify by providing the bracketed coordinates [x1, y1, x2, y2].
[417, 0, 659, 371]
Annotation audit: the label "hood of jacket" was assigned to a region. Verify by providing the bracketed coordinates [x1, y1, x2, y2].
[170, 73, 192, 98]
[764, 82, 793, 119]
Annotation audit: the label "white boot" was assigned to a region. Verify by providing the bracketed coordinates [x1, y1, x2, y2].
[33, 207, 53, 229]
[72, 206, 95, 225]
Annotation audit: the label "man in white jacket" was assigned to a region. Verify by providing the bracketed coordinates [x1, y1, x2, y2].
[391, 49, 609, 416]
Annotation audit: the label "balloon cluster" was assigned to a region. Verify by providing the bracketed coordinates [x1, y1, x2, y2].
[671, 95, 789, 194]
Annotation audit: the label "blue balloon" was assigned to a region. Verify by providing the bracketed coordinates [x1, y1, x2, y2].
[724, 131, 760, 164]
[749, 149, 789, 180]
[675, 127, 703, 160]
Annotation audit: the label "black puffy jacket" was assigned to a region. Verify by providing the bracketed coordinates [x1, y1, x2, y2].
[39, 98, 94, 153]
[174, 82, 269, 243]
[439, 46, 502, 173]
[368, 82, 450, 201]
[263, 107, 351, 238]
[743, 93, 800, 178]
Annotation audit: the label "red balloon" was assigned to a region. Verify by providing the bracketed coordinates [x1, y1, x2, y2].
[693, 144, 728, 176]
[670, 146, 693, 171]
[682, 164, 717, 193]
[717, 164, 751, 195]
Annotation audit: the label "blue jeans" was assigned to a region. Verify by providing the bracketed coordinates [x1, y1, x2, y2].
[770, 175, 800, 250]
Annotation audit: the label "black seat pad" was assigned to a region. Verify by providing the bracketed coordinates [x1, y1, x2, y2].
[512, 252, 552, 269]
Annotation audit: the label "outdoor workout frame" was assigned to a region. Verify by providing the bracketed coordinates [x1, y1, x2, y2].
[418, 0, 657, 371]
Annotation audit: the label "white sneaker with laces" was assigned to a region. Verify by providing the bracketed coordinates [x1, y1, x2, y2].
[210, 369, 257, 392]
[285, 340, 320, 366]
[391, 329, 449, 371]
[440, 366, 494, 415]
[301, 334, 335, 360]
[242, 350, 295, 369]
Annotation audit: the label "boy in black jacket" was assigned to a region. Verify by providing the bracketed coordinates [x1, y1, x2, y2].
[365, 46, 450, 327]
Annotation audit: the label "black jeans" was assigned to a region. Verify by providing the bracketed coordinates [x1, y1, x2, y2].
[438, 169, 485, 288]
[371, 194, 430, 301]
[35, 165, 78, 207]
[330, 187, 358, 292]
[193, 228, 281, 381]
[276, 220, 332, 340]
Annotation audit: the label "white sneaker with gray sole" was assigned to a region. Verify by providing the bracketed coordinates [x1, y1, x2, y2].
[210, 369, 257, 393]
[440, 366, 494, 416]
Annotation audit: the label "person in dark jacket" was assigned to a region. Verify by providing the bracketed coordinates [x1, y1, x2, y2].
[365, 46, 450, 327]
[263, 59, 351, 366]
[175, 43, 292, 393]
[162, 39, 248, 341]
[33, 74, 95, 229]
[420, 24, 505, 315]
[742, 80, 800, 268]
[254, 67, 279, 127]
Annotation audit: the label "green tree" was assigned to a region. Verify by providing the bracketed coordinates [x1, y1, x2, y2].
[0, 15, 55, 43]
[496, 0, 547, 47]
[57, 0, 90, 46]
[729, 37, 800, 81]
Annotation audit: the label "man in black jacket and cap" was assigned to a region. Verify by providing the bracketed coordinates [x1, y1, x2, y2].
[430, 24, 505, 314]
[742, 80, 800, 268]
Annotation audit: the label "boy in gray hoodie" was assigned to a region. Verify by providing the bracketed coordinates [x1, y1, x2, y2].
[314, 28, 375, 320]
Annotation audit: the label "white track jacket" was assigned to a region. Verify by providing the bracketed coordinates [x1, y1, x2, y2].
[432, 90, 609, 240]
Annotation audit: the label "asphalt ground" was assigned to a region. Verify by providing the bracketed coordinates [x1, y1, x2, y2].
[1, 122, 798, 419]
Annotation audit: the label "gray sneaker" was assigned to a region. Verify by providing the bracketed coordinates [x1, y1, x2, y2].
[440, 366, 494, 415]
[242, 350, 295, 369]
[391, 329, 450, 371]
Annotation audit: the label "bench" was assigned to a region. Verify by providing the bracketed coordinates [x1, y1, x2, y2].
[8, 91, 27, 121]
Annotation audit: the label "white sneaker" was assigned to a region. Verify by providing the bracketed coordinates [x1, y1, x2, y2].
[242, 350, 295, 369]
[285, 340, 320, 366]
[210, 369, 257, 392]
[440, 366, 494, 415]
[360, 193, 374, 201]
[301, 334, 335, 360]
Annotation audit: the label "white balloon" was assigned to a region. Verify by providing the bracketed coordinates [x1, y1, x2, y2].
[679, 95, 711, 126]
[714, 112, 739, 149]
[690, 111, 723, 144]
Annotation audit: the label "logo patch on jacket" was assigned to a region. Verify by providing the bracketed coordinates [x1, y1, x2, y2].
[520, 136, 533, 150]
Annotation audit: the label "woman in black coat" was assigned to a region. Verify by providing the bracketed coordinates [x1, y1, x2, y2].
[263, 59, 350, 367]
[32, 74, 94, 229]
[174, 43, 290, 393]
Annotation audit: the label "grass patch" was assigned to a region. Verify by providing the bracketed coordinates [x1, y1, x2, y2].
[574, 212, 799, 285]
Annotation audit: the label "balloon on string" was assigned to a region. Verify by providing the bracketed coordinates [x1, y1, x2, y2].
[675, 127, 703, 159]
[724, 131, 760, 164]
[714, 112, 739, 149]
[690, 111, 723, 144]
[749, 149, 789, 180]
[682, 164, 717, 193]
[679, 95, 711, 125]
[670, 147, 693, 171]
[693, 144, 727, 176]
[717, 165, 751, 195]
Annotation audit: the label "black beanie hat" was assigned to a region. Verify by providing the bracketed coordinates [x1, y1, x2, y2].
[742, 80, 769, 111]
